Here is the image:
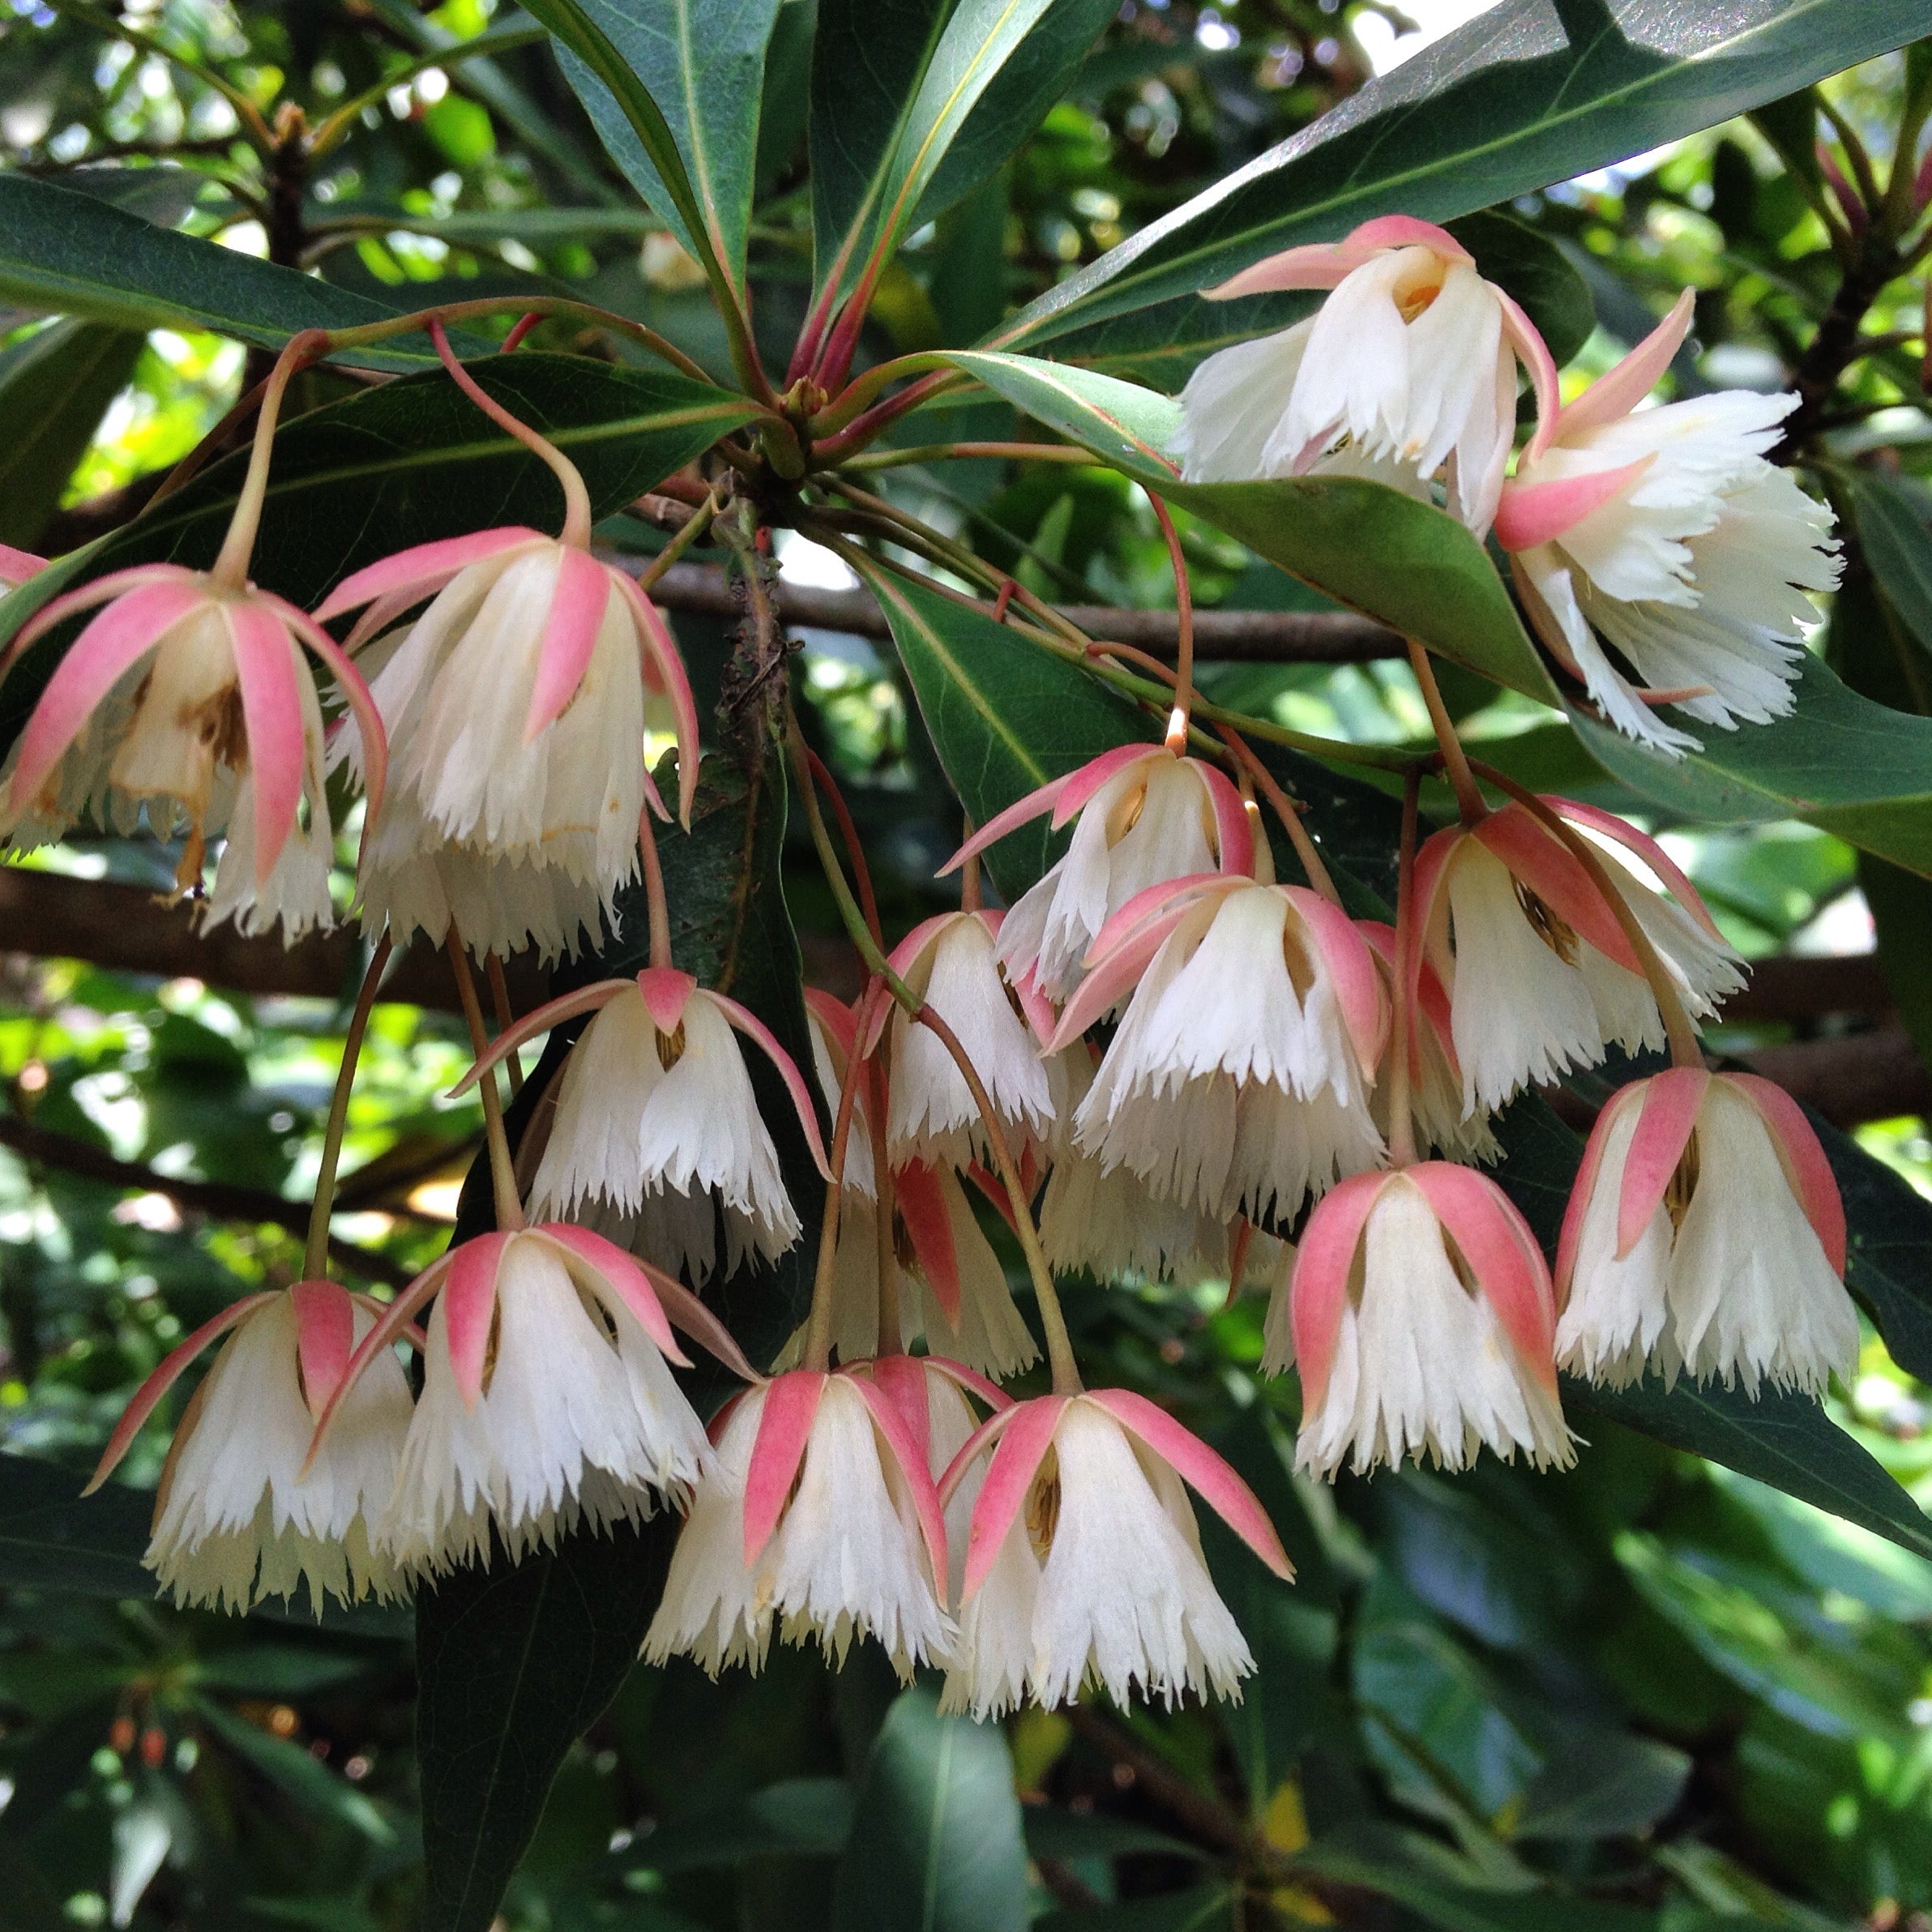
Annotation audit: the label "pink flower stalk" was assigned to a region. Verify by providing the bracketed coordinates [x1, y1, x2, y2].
[1557, 1068, 1857, 1394]
[0, 545, 46, 590]
[0, 565, 386, 938]
[464, 966, 831, 1283]
[1178, 214, 1559, 530]
[1290, 1165, 1574, 1476]
[86, 1281, 412, 1613]
[875, 909, 1060, 1163]
[644, 1367, 954, 1680]
[311, 1223, 740, 1575]
[1496, 290, 1841, 754]
[946, 744, 1252, 1007]
[1414, 797, 1743, 1114]
[1358, 920, 1498, 1164]
[1052, 873, 1387, 1224]
[938, 1388, 1292, 1717]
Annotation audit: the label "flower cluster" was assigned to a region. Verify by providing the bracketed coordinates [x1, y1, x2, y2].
[27, 231, 1857, 1722]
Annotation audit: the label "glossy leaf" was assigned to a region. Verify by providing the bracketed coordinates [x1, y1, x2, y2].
[0, 175, 459, 372]
[416, 749, 824, 1932]
[1849, 471, 1932, 665]
[990, 0, 1932, 358]
[831, 1684, 1031, 1932]
[0, 320, 144, 551]
[545, 0, 782, 296]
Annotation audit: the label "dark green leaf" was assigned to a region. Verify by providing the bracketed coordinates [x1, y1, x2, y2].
[0, 175, 461, 371]
[0, 320, 143, 551]
[1860, 853, 1932, 1076]
[193, 1695, 397, 1841]
[1037, 1887, 1233, 1932]
[634, 1776, 854, 1871]
[1849, 472, 1932, 664]
[546, 0, 783, 295]
[831, 1684, 1030, 1932]
[1021, 1807, 1205, 1864]
[417, 748, 823, 1932]
[1444, 211, 1595, 372]
[1815, 1096, 1932, 1388]
[991, 1, 1932, 357]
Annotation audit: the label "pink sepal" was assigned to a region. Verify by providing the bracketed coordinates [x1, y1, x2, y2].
[937, 1400, 1027, 1503]
[804, 987, 859, 1059]
[1198, 759, 1255, 874]
[1555, 1080, 1643, 1297]
[1494, 456, 1653, 552]
[1203, 242, 1366, 301]
[1010, 965, 1060, 1050]
[1498, 291, 1562, 463]
[224, 597, 307, 883]
[264, 595, 390, 830]
[442, 1231, 511, 1410]
[1724, 1072, 1847, 1275]
[711, 990, 833, 1180]
[883, 912, 962, 987]
[921, 1354, 1013, 1414]
[1288, 1171, 1388, 1408]
[894, 1160, 960, 1320]
[848, 1371, 950, 1595]
[1045, 898, 1195, 1051]
[0, 545, 45, 589]
[958, 1395, 1066, 1601]
[1616, 1069, 1709, 1260]
[1087, 1387, 1293, 1580]
[744, 1370, 826, 1564]
[6, 562, 186, 667]
[83, 1291, 275, 1494]
[525, 545, 610, 743]
[1554, 289, 1695, 444]
[1407, 1164, 1557, 1378]
[864, 1353, 932, 1459]
[636, 966, 696, 1034]
[289, 1279, 355, 1420]
[648, 1268, 758, 1382]
[1053, 743, 1164, 830]
[612, 571, 700, 827]
[1474, 806, 1640, 974]
[450, 977, 630, 1093]
[941, 777, 1070, 874]
[11, 576, 210, 806]
[1543, 795, 1726, 942]
[314, 526, 541, 622]
[538, 1222, 689, 1366]
[1346, 213, 1471, 259]
[1289, 886, 1387, 1073]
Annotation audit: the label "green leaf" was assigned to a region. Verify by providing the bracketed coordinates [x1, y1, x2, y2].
[1037, 1888, 1233, 1932]
[1848, 472, 1932, 667]
[416, 749, 823, 1932]
[945, 352, 1562, 703]
[0, 175, 459, 372]
[545, 0, 783, 295]
[1568, 658, 1932, 877]
[0, 353, 757, 661]
[1445, 211, 1595, 373]
[1814, 1096, 1932, 1388]
[0, 320, 143, 551]
[192, 1695, 398, 1842]
[635, 1777, 855, 1871]
[1859, 853, 1932, 1075]
[831, 1684, 1031, 1932]
[990, 0, 1932, 358]
[857, 558, 1152, 898]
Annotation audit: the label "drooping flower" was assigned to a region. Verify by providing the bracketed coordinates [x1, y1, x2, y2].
[1178, 215, 1558, 531]
[313, 1224, 723, 1575]
[87, 1281, 412, 1614]
[938, 1389, 1290, 1718]
[946, 744, 1251, 1007]
[878, 910, 1058, 1164]
[465, 967, 830, 1282]
[1291, 1165, 1574, 1476]
[1416, 798, 1744, 1115]
[319, 524, 698, 956]
[644, 1369, 953, 1680]
[1496, 289, 1841, 753]
[0, 566, 386, 938]
[1054, 874, 1386, 1225]
[1556, 1068, 1857, 1394]
[1358, 921, 1498, 1164]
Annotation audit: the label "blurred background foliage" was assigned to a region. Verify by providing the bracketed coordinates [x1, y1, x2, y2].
[2, 1, 1932, 1927]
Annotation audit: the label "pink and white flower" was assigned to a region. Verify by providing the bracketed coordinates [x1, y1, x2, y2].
[645, 1367, 954, 1680]
[1178, 215, 1558, 531]
[938, 1389, 1290, 1717]
[877, 909, 1058, 1163]
[319, 528, 698, 955]
[1291, 1165, 1573, 1475]
[313, 1224, 732, 1574]
[1557, 1068, 1857, 1394]
[0, 566, 386, 938]
[947, 745, 1251, 1007]
[1358, 921, 1498, 1164]
[1496, 290, 1841, 752]
[893, 1157, 1042, 1377]
[1054, 874, 1387, 1224]
[465, 967, 831, 1281]
[1417, 799, 1743, 1114]
[87, 1281, 412, 1613]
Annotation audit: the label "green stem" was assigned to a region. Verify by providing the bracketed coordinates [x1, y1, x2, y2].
[211, 330, 327, 588]
[1407, 639, 1486, 823]
[840, 442, 1096, 472]
[1386, 770, 1422, 1169]
[635, 492, 720, 595]
[446, 934, 527, 1232]
[303, 935, 393, 1280]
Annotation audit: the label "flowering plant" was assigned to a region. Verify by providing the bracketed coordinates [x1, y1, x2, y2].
[6, 1, 1932, 1925]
